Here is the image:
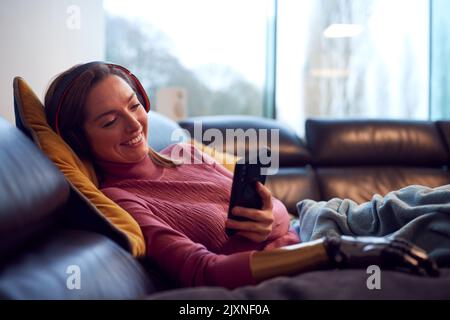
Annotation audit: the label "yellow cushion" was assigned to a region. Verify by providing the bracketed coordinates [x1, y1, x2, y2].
[189, 138, 239, 173]
[13, 77, 146, 257]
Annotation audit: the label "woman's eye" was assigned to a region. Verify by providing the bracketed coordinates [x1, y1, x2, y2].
[102, 119, 116, 128]
[131, 103, 140, 111]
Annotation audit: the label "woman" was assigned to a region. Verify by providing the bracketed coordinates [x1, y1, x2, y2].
[44, 62, 437, 289]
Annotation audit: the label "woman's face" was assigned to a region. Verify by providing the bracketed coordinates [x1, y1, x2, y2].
[83, 75, 149, 163]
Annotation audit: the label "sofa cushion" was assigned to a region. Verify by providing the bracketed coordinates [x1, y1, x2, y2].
[316, 166, 450, 203]
[0, 230, 155, 299]
[0, 117, 69, 258]
[265, 167, 320, 214]
[147, 268, 450, 300]
[306, 119, 449, 166]
[13, 77, 146, 257]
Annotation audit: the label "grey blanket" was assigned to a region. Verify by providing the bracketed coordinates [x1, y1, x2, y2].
[296, 184, 450, 266]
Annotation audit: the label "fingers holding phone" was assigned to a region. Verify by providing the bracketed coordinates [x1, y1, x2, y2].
[225, 210, 274, 242]
[256, 181, 273, 211]
[226, 149, 272, 239]
[226, 182, 274, 243]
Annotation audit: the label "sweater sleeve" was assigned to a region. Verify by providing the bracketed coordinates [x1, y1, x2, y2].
[102, 187, 255, 289]
[268, 197, 293, 240]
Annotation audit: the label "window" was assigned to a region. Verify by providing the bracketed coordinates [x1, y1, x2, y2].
[430, 0, 450, 120]
[105, 0, 447, 134]
[104, 0, 271, 119]
[276, 0, 430, 136]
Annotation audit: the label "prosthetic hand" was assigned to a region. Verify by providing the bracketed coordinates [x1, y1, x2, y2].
[250, 236, 439, 283]
[323, 235, 440, 277]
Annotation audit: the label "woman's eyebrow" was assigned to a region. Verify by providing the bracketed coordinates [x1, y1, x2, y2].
[93, 93, 137, 122]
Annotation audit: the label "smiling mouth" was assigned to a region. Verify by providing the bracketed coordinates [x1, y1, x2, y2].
[122, 132, 144, 146]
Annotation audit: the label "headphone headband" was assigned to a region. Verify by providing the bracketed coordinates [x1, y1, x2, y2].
[50, 61, 150, 135]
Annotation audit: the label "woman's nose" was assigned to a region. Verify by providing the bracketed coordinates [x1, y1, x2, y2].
[124, 113, 142, 132]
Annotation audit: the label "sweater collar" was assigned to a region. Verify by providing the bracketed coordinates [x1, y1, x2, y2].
[96, 154, 164, 185]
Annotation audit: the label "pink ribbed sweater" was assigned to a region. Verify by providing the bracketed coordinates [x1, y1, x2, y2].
[99, 143, 300, 289]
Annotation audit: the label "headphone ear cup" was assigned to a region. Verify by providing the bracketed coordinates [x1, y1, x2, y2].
[127, 72, 150, 112]
[136, 89, 150, 112]
[135, 85, 150, 112]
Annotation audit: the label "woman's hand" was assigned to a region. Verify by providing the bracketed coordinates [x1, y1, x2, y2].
[225, 182, 274, 243]
[324, 235, 440, 276]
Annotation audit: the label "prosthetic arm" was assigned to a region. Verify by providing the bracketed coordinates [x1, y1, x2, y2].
[250, 236, 439, 283]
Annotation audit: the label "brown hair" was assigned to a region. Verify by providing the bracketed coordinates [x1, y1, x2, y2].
[44, 63, 178, 168]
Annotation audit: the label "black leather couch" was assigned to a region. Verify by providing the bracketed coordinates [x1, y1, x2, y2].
[1, 111, 450, 299]
[179, 116, 450, 213]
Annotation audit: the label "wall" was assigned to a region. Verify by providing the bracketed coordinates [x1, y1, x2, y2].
[0, 0, 104, 124]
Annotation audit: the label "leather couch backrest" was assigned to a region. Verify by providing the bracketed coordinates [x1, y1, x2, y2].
[179, 115, 311, 166]
[306, 119, 449, 166]
[306, 119, 450, 202]
[180, 116, 450, 205]
[178, 116, 318, 213]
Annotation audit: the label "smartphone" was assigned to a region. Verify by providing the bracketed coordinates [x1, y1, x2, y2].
[226, 151, 270, 236]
